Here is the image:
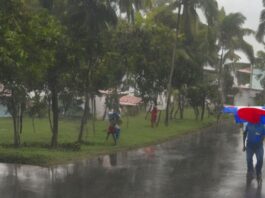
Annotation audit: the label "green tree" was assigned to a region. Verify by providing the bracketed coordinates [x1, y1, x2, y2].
[164, 0, 218, 125]
[132, 16, 174, 103]
[0, 0, 63, 147]
[116, 0, 153, 23]
[37, 0, 73, 147]
[217, 10, 254, 106]
[65, 0, 117, 142]
[187, 85, 206, 120]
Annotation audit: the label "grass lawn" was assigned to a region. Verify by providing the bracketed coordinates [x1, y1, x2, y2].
[0, 109, 217, 166]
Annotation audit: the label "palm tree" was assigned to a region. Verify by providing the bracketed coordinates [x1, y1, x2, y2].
[256, 0, 265, 43]
[164, 0, 218, 125]
[217, 10, 254, 106]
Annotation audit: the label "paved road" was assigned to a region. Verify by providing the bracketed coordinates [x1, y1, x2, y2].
[0, 121, 263, 198]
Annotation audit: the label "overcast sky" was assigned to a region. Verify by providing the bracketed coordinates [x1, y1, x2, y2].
[217, 0, 264, 59]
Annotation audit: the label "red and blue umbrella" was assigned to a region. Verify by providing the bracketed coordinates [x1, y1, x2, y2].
[223, 106, 265, 124]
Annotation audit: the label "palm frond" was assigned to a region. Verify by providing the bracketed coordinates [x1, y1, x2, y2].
[257, 50, 265, 58]
[175, 48, 191, 60]
[223, 50, 241, 63]
[256, 9, 265, 42]
[220, 12, 247, 45]
[221, 13, 246, 32]
[199, 0, 218, 26]
[256, 20, 265, 42]
[236, 39, 255, 64]
[241, 28, 255, 36]
[260, 9, 265, 22]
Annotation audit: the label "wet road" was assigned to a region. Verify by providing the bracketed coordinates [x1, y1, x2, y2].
[0, 121, 263, 198]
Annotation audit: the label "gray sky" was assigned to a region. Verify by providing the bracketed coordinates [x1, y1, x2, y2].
[217, 0, 264, 59]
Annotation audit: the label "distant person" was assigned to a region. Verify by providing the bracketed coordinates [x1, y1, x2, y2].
[106, 111, 121, 145]
[243, 122, 265, 185]
[115, 123, 121, 142]
[106, 121, 117, 145]
[151, 105, 158, 128]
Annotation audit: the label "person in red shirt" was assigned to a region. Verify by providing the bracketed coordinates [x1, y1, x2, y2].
[106, 121, 116, 145]
[151, 106, 158, 128]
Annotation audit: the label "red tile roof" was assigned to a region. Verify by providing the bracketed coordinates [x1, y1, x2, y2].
[119, 95, 142, 106]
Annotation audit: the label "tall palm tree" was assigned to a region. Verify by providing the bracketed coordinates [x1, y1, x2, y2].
[164, 0, 218, 125]
[217, 10, 254, 105]
[256, 0, 265, 43]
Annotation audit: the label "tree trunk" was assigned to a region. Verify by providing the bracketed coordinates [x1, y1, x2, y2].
[50, 86, 59, 148]
[102, 106, 107, 121]
[193, 106, 199, 120]
[170, 104, 174, 120]
[179, 93, 185, 119]
[48, 96, 53, 134]
[218, 47, 225, 106]
[173, 105, 179, 119]
[201, 97, 206, 121]
[156, 111, 162, 127]
[145, 104, 152, 120]
[216, 47, 225, 122]
[165, 3, 182, 126]
[12, 113, 20, 147]
[19, 102, 25, 134]
[92, 96, 96, 135]
[11, 102, 20, 147]
[78, 93, 89, 143]
[183, 0, 193, 44]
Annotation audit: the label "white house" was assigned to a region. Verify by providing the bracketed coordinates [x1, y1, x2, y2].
[231, 64, 263, 105]
[203, 62, 264, 106]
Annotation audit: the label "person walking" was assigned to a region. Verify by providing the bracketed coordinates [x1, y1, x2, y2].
[243, 122, 265, 185]
[106, 111, 121, 145]
[106, 121, 117, 145]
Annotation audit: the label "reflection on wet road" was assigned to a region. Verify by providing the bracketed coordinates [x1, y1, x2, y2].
[0, 121, 263, 198]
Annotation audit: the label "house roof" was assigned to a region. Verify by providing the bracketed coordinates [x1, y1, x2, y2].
[119, 95, 142, 106]
[238, 67, 251, 74]
[203, 65, 216, 72]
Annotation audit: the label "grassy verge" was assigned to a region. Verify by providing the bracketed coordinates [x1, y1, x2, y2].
[0, 109, 217, 166]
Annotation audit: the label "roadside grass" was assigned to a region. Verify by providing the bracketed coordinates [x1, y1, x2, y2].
[0, 109, 217, 166]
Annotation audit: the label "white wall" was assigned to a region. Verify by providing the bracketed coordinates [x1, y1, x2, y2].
[94, 95, 106, 119]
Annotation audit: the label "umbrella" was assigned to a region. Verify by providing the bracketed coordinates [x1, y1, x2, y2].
[222, 106, 265, 124]
[238, 107, 265, 124]
[223, 106, 238, 113]
[222, 106, 246, 123]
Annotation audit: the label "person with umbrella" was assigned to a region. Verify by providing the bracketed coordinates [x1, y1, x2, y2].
[240, 108, 265, 185]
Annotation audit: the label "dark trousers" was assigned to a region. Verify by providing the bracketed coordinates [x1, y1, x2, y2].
[246, 144, 264, 177]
